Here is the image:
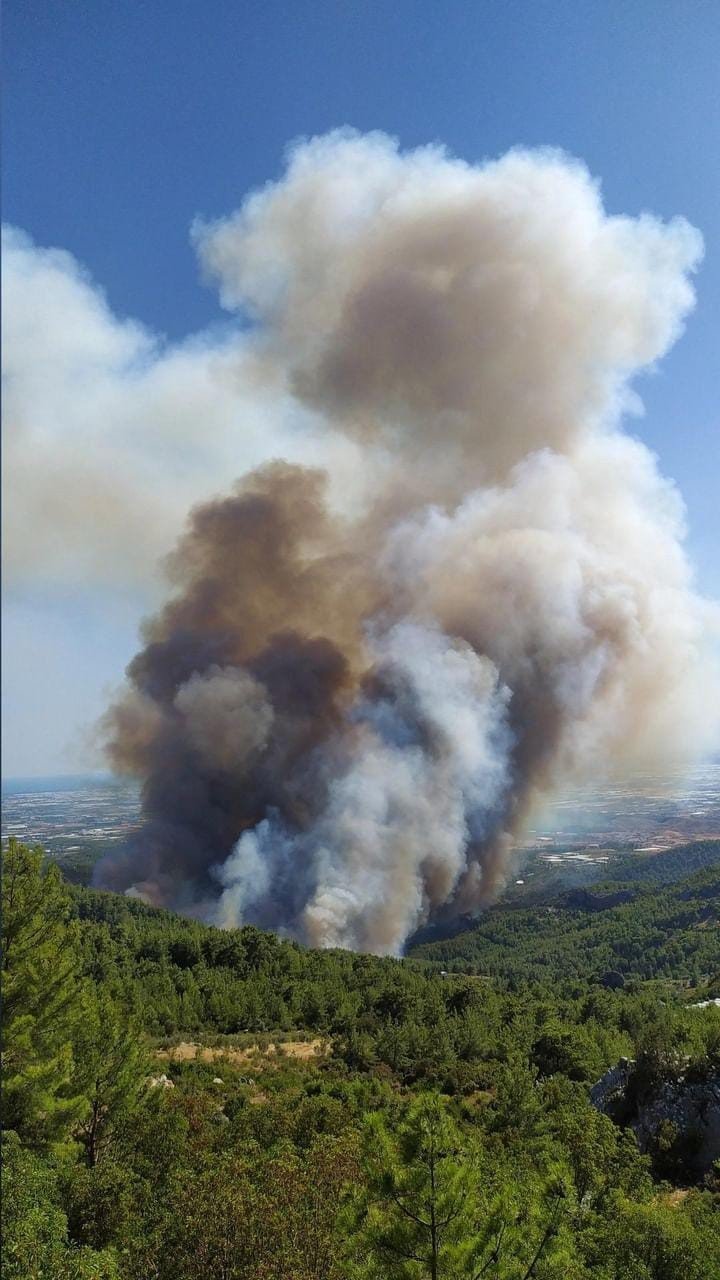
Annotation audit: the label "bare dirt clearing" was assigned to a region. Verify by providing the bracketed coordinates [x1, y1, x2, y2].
[155, 1038, 325, 1065]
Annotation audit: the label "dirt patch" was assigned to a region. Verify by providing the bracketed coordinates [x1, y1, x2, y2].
[692, 914, 718, 930]
[664, 1189, 691, 1208]
[156, 1038, 325, 1065]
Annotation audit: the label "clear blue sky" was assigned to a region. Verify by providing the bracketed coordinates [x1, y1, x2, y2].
[3, 0, 719, 774]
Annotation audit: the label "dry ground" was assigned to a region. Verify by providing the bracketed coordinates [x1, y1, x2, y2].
[155, 1038, 325, 1065]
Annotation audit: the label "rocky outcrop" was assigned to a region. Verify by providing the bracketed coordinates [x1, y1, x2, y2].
[590, 1056, 633, 1109]
[591, 1058, 720, 1181]
[147, 1072, 175, 1089]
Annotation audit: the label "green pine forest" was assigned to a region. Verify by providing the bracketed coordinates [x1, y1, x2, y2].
[2, 836, 720, 1279]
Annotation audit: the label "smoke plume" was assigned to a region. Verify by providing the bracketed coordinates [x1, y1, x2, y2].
[97, 131, 718, 953]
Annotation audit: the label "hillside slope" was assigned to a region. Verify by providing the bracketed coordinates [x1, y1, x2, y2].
[5, 838, 720, 1280]
[408, 862, 720, 987]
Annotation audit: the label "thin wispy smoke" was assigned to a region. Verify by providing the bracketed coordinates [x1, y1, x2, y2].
[90, 131, 716, 952]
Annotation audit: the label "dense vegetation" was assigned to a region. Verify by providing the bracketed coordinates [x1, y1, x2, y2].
[2, 837, 720, 1278]
[409, 863, 720, 987]
[483, 838, 720, 906]
[600, 840, 720, 887]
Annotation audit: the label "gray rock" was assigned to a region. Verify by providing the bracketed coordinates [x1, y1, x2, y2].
[591, 1058, 720, 1179]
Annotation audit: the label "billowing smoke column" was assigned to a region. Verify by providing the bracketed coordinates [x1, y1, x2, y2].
[98, 131, 717, 954]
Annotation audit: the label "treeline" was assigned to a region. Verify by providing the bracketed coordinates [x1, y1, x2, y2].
[3, 837, 720, 1279]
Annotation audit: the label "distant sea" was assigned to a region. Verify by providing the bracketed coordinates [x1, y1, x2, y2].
[1, 773, 120, 796]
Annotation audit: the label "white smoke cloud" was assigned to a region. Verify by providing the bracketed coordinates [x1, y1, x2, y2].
[300, 623, 512, 952]
[196, 133, 702, 490]
[215, 624, 512, 953]
[5, 130, 718, 951]
[2, 135, 704, 590]
[383, 432, 719, 775]
[1, 224, 359, 591]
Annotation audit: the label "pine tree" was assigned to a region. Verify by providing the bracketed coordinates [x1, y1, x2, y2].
[347, 1094, 485, 1279]
[1, 839, 86, 1147]
[2, 1134, 119, 1279]
[347, 1093, 572, 1280]
[72, 985, 149, 1166]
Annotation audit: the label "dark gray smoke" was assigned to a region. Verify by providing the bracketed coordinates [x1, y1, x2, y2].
[96, 131, 717, 953]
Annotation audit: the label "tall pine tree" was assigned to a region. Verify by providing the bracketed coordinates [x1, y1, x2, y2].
[348, 1093, 572, 1279]
[73, 985, 149, 1166]
[1, 839, 86, 1147]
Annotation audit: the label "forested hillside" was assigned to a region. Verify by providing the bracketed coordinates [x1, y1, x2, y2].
[604, 840, 720, 887]
[3, 837, 720, 1279]
[494, 838, 720, 905]
[409, 863, 720, 987]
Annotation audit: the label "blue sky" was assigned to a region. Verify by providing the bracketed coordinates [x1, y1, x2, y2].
[3, 0, 719, 775]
